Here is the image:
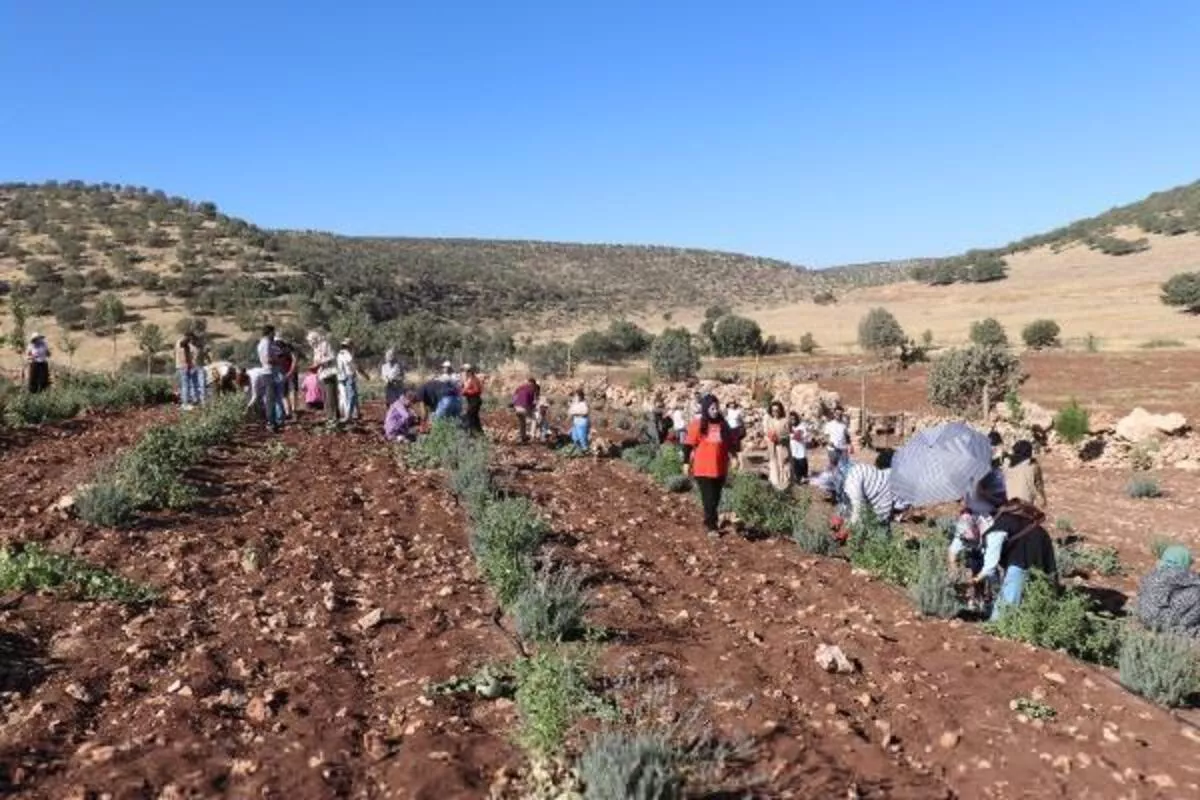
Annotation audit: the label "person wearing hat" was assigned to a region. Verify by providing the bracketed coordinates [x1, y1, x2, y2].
[25, 333, 51, 394]
[335, 338, 368, 422]
[460, 364, 484, 435]
[1135, 545, 1200, 638]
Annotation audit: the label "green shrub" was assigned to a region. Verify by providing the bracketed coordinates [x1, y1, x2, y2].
[663, 475, 692, 494]
[1054, 542, 1081, 580]
[1022, 319, 1061, 350]
[74, 481, 138, 529]
[470, 498, 548, 607]
[648, 445, 685, 485]
[512, 569, 588, 644]
[725, 473, 795, 536]
[514, 648, 596, 755]
[926, 345, 1023, 414]
[579, 732, 681, 800]
[1011, 696, 1057, 720]
[1118, 627, 1200, 707]
[1139, 338, 1186, 349]
[1054, 517, 1074, 533]
[651, 328, 700, 380]
[843, 510, 919, 585]
[1130, 442, 1158, 472]
[0, 543, 156, 603]
[798, 333, 818, 354]
[969, 318, 1008, 348]
[910, 538, 961, 618]
[449, 440, 493, 518]
[710, 314, 764, 357]
[1075, 545, 1122, 576]
[4, 390, 83, 425]
[988, 572, 1120, 666]
[1005, 391, 1025, 425]
[792, 517, 836, 556]
[621, 444, 659, 473]
[1160, 272, 1200, 313]
[1053, 400, 1089, 445]
[1127, 477, 1162, 499]
[857, 307, 906, 354]
[406, 420, 466, 470]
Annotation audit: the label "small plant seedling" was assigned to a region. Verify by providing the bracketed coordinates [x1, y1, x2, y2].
[1011, 696, 1056, 720]
[1127, 477, 1163, 500]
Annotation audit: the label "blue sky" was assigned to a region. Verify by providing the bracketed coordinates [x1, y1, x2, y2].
[2, 1, 1198, 266]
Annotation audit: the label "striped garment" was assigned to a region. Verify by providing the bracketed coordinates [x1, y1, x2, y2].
[841, 463, 895, 524]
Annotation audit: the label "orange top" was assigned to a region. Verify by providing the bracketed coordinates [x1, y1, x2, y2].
[462, 375, 484, 397]
[685, 418, 732, 479]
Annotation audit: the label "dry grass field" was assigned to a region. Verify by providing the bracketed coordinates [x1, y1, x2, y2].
[620, 229, 1200, 353]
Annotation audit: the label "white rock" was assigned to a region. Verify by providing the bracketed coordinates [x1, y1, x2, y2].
[815, 643, 857, 674]
[1115, 407, 1188, 444]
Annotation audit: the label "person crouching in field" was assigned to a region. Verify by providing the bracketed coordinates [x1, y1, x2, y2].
[973, 499, 1057, 621]
[384, 389, 418, 442]
[686, 394, 735, 537]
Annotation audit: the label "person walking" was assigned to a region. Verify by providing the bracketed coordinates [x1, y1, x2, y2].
[764, 401, 792, 491]
[685, 394, 735, 537]
[308, 330, 339, 424]
[381, 349, 406, 406]
[568, 389, 590, 450]
[788, 411, 811, 481]
[512, 377, 539, 443]
[25, 333, 51, 394]
[173, 331, 197, 409]
[461, 364, 485, 435]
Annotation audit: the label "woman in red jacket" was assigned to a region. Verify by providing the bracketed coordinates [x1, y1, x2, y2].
[685, 394, 735, 536]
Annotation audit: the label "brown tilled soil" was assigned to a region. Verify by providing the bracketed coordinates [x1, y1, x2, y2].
[1, 406, 1198, 798]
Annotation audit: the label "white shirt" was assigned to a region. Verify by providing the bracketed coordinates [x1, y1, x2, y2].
[336, 349, 356, 381]
[789, 423, 810, 460]
[27, 342, 50, 363]
[726, 408, 744, 429]
[381, 361, 404, 384]
[568, 400, 589, 419]
[671, 410, 687, 431]
[256, 337, 274, 370]
[823, 419, 849, 450]
[311, 340, 334, 369]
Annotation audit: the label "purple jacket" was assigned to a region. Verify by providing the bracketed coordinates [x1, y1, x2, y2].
[384, 398, 415, 440]
[512, 383, 538, 410]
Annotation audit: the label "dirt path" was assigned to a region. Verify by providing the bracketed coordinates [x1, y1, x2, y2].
[0, 412, 520, 799]
[494, 435, 1200, 798]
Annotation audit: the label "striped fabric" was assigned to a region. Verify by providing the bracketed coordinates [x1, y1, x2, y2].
[890, 422, 993, 508]
[842, 463, 895, 523]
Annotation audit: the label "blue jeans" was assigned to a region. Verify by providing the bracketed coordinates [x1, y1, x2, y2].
[990, 565, 1028, 621]
[190, 367, 206, 405]
[571, 417, 590, 449]
[341, 378, 359, 420]
[178, 368, 202, 406]
[434, 395, 461, 420]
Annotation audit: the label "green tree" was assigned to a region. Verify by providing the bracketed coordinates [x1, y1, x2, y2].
[967, 256, 1008, 283]
[6, 294, 28, 353]
[1160, 272, 1200, 313]
[131, 322, 167, 375]
[572, 329, 618, 365]
[60, 333, 80, 366]
[969, 318, 1008, 348]
[605, 319, 652, 356]
[710, 314, 764, 357]
[651, 327, 700, 380]
[89, 293, 126, 364]
[927, 345, 1024, 415]
[798, 332, 817, 354]
[1022, 319, 1061, 350]
[523, 340, 572, 377]
[857, 307, 906, 355]
[699, 304, 732, 341]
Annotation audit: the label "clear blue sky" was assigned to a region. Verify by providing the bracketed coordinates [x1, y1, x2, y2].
[2, 1, 1198, 266]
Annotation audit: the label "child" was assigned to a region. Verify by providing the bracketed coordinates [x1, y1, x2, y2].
[301, 366, 324, 411]
[948, 509, 988, 611]
[534, 398, 552, 442]
[568, 390, 590, 449]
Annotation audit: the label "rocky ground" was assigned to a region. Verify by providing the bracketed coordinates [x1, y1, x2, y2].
[0, 405, 1197, 798]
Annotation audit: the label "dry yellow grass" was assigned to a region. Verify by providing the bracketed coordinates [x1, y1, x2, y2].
[614, 231, 1200, 353]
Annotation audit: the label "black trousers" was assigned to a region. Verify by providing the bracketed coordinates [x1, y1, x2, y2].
[464, 395, 483, 434]
[28, 362, 50, 394]
[695, 476, 725, 531]
[792, 456, 809, 481]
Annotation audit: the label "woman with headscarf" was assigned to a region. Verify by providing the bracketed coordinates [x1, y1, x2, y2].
[1135, 545, 1200, 638]
[1004, 440, 1047, 508]
[764, 400, 792, 491]
[380, 349, 405, 406]
[685, 394, 735, 536]
[307, 331, 339, 423]
[973, 498, 1058, 621]
[384, 389, 419, 442]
